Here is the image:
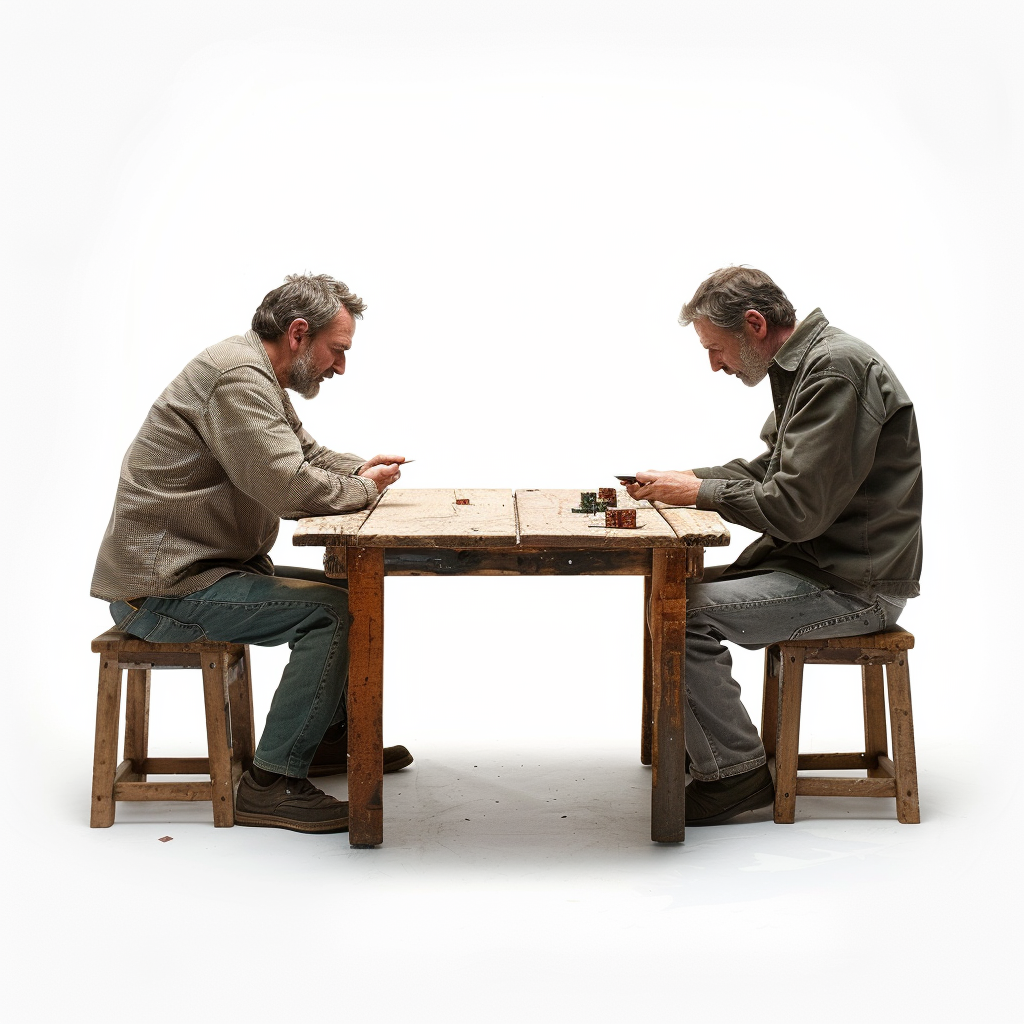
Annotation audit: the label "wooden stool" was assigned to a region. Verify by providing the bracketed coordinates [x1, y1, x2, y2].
[761, 629, 920, 824]
[90, 630, 256, 828]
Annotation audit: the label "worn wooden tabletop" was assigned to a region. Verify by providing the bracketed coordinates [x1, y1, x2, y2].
[293, 487, 729, 548]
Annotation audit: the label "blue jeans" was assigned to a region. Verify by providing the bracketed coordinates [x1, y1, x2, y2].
[682, 567, 901, 781]
[109, 567, 349, 777]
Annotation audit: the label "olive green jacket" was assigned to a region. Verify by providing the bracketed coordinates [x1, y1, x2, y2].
[91, 331, 377, 603]
[693, 309, 923, 599]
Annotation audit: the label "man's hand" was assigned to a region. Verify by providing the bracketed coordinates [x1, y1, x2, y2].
[626, 469, 701, 506]
[357, 454, 407, 490]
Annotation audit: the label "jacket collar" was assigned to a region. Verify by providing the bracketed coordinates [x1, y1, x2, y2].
[773, 308, 829, 371]
[244, 330, 286, 391]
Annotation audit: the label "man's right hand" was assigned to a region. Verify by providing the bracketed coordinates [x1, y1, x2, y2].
[626, 469, 701, 506]
[357, 454, 407, 490]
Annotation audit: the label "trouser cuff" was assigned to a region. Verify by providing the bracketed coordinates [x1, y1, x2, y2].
[689, 752, 766, 782]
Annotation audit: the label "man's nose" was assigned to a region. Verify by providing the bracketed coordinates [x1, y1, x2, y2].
[710, 352, 723, 372]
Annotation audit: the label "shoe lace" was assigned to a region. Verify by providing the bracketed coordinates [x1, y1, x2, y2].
[283, 776, 320, 797]
[283, 776, 344, 808]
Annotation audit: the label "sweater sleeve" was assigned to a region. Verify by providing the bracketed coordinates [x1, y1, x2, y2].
[199, 368, 377, 519]
[296, 424, 368, 477]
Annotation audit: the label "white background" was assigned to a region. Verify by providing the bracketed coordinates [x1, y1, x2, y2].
[1, 2, 1020, 1021]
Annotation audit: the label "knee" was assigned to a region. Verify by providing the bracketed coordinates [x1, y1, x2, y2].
[307, 586, 351, 630]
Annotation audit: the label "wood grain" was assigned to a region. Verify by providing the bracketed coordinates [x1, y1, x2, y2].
[230, 648, 256, 772]
[760, 647, 779, 759]
[324, 544, 347, 579]
[862, 663, 889, 779]
[887, 653, 921, 823]
[347, 546, 386, 847]
[201, 653, 235, 827]
[353, 489, 518, 548]
[90, 656, 123, 827]
[773, 647, 806, 824]
[114, 781, 215, 801]
[649, 548, 688, 842]
[516, 489, 677, 548]
[380, 547, 653, 576]
[795, 777, 897, 798]
[779, 629, 915, 652]
[91, 631, 244, 655]
[123, 668, 151, 782]
[292, 491, 383, 546]
[641, 574, 653, 767]
[653, 505, 731, 547]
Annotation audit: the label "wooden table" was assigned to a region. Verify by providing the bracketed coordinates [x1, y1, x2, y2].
[293, 488, 728, 847]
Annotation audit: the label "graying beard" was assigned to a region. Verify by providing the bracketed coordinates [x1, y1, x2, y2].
[287, 347, 321, 399]
[738, 335, 770, 387]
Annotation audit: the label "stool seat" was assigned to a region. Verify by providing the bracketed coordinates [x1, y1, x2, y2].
[761, 628, 920, 824]
[90, 629, 255, 827]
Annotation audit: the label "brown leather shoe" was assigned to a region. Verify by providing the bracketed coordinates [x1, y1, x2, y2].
[234, 772, 349, 833]
[308, 725, 414, 778]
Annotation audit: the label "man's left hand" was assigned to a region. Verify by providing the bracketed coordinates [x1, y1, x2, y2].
[626, 469, 701, 506]
[357, 454, 407, 490]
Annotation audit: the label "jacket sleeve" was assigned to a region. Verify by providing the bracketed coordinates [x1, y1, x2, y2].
[199, 368, 378, 519]
[296, 425, 368, 476]
[691, 451, 772, 482]
[695, 373, 880, 542]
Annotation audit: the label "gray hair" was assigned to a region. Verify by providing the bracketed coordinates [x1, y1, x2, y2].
[252, 273, 367, 341]
[679, 266, 795, 333]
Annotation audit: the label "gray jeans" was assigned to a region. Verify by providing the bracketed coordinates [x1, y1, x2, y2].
[681, 567, 900, 782]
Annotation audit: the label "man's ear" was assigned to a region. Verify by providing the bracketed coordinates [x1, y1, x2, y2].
[744, 309, 769, 340]
[286, 318, 310, 352]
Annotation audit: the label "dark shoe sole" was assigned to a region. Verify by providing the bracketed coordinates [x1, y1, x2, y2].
[687, 780, 775, 827]
[234, 810, 349, 834]
[308, 751, 414, 778]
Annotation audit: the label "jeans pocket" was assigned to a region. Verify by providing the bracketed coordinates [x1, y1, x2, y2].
[109, 600, 141, 632]
[789, 597, 885, 641]
[133, 608, 209, 644]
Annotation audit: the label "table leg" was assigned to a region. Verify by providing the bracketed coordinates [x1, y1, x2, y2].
[346, 544, 385, 847]
[641, 573, 653, 766]
[649, 549, 688, 843]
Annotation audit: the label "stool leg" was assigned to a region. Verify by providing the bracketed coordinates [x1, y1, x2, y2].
[90, 656, 123, 828]
[862, 663, 888, 779]
[641, 574, 653, 766]
[123, 668, 151, 781]
[886, 653, 921, 824]
[202, 653, 236, 827]
[761, 646, 780, 758]
[774, 647, 805, 824]
[229, 647, 256, 773]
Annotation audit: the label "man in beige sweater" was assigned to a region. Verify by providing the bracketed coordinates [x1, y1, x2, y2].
[92, 274, 412, 834]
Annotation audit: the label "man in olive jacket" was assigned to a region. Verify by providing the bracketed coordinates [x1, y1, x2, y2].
[628, 266, 923, 826]
[92, 274, 413, 834]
